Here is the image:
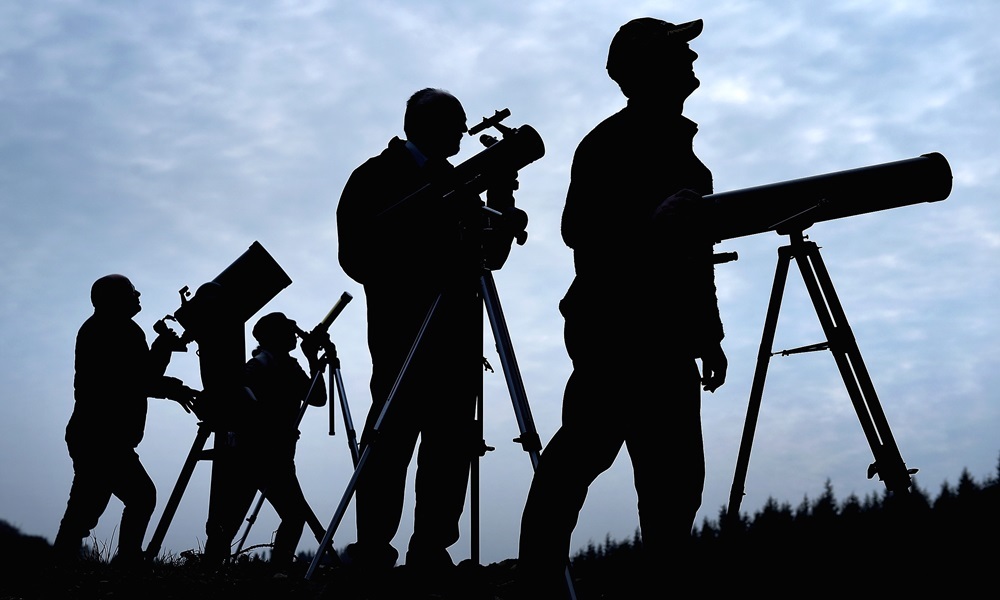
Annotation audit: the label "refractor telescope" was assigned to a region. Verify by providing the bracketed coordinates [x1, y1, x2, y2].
[706, 152, 953, 242]
[379, 108, 544, 221]
[714, 151, 953, 521]
[377, 108, 543, 272]
[458, 108, 545, 197]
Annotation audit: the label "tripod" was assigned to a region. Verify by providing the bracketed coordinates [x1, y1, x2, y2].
[234, 333, 361, 555]
[305, 269, 576, 599]
[145, 295, 356, 561]
[725, 228, 917, 526]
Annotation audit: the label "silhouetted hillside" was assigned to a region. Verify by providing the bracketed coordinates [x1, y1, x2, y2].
[3, 455, 997, 598]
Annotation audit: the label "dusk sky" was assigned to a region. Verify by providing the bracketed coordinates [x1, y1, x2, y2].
[2, 1, 998, 566]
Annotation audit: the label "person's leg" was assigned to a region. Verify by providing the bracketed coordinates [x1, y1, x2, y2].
[111, 450, 156, 565]
[406, 302, 480, 569]
[405, 399, 476, 568]
[348, 384, 421, 570]
[518, 368, 626, 598]
[263, 464, 311, 567]
[626, 356, 704, 586]
[53, 448, 114, 562]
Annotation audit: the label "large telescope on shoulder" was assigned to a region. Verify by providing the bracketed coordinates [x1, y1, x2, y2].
[706, 152, 952, 242]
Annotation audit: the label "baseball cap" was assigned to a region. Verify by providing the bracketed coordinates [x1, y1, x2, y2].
[607, 18, 703, 84]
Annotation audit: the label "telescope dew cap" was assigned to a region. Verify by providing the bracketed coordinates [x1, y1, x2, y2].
[607, 17, 703, 83]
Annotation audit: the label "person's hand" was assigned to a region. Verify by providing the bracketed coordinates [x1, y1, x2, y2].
[161, 376, 199, 413]
[151, 322, 188, 353]
[300, 331, 329, 363]
[700, 342, 728, 393]
[173, 386, 199, 414]
[652, 188, 703, 225]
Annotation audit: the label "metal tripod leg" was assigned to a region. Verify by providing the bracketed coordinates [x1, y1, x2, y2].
[481, 272, 542, 466]
[471, 288, 487, 566]
[305, 293, 444, 580]
[725, 243, 792, 527]
[480, 271, 576, 600]
[145, 421, 214, 559]
[792, 233, 915, 492]
[304, 275, 575, 598]
[726, 231, 915, 525]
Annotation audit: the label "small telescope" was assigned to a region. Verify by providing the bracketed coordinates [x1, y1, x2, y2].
[295, 291, 353, 345]
[707, 152, 952, 242]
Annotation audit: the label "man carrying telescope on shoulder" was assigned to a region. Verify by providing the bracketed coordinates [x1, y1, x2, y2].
[337, 88, 517, 589]
[517, 17, 728, 598]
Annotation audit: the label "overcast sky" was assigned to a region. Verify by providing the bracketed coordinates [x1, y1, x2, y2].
[2, 0, 998, 567]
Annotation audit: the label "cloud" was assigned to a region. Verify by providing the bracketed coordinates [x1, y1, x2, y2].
[1, 0, 998, 566]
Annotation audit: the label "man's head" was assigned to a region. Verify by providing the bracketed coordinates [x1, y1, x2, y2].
[404, 88, 468, 160]
[252, 312, 299, 352]
[91, 274, 141, 317]
[606, 17, 703, 102]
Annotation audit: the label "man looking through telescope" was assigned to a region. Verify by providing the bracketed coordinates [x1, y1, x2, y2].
[337, 88, 515, 581]
[517, 17, 727, 597]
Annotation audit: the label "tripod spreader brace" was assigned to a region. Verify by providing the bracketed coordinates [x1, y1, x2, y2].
[772, 342, 830, 356]
[726, 228, 917, 529]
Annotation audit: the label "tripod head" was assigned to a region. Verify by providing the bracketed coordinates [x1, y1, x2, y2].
[464, 108, 541, 269]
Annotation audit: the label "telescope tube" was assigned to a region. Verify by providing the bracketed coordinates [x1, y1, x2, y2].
[707, 152, 953, 242]
[378, 124, 545, 220]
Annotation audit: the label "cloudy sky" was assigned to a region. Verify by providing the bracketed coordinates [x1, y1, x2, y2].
[2, 0, 998, 567]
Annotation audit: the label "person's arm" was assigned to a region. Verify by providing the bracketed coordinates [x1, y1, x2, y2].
[298, 336, 328, 408]
[148, 376, 199, 413]
[699, 341, 727, 393]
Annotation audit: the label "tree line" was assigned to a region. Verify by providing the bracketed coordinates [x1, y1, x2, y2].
[570, 454, 999, 594]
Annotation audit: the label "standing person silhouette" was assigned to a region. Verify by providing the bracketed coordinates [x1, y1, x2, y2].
[53, 274, 197, 569]
[240, 312, 327, 570]
[336, 88, 486, 581]
[517, 17, 728, 598]
[201, 311, 328, 569]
